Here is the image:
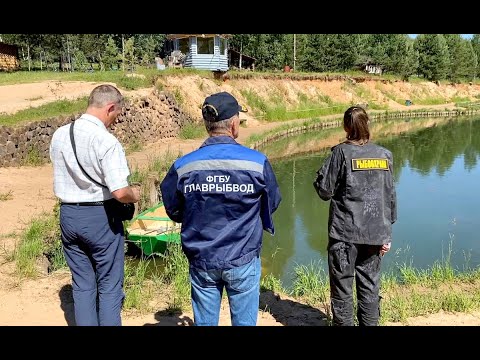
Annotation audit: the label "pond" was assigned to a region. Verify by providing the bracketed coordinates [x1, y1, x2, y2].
[261, 116, 480, 288]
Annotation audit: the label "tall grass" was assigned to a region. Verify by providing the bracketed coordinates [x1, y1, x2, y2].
[179, 121, 207, 140]
[159, 242, 191, 313]
[290, 260, 330, 308]
[123, 258, 153, 311]
[11, 212, 62, 278]
[259, 251, 480, 325]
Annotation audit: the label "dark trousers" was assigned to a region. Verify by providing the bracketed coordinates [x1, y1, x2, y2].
[328, 238, 382, 326]
[60, 204, 125, 326]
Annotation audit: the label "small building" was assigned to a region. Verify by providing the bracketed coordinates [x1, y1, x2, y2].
[165, 34, 230, 72]
[0, 42, 20, 71]
[364, 63, 383, 75]
[228, 49, 256, 71]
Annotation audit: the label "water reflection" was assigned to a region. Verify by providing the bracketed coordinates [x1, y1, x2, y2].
[262, 116, 480, 288]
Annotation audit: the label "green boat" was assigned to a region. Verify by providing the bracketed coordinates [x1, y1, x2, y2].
[126, 202, 181, 256]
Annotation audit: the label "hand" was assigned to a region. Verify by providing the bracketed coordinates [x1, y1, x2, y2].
[131, 186, 141, 203]
[379, 242, 391, 257]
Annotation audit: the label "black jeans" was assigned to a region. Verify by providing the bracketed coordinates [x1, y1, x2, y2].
[328, 239, 382, 326]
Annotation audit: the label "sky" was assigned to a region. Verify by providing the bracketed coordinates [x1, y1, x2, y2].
[408, 34, 473, 39]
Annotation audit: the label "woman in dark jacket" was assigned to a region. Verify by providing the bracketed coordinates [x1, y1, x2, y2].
[313, 106, 397, 326]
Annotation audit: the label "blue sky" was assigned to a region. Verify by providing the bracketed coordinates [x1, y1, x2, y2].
[408, 34, 473, 39]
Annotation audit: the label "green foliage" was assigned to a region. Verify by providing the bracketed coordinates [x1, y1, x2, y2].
[260, 273, 285, 294]
[291, 261, 330, 307]
[0, 97, 85, 127]
[160, 242, 191, 312]
[103, 36, 120, 71]
[12, 211, 61, 278]
[125, 138, 144, 154]
[123, 258, 152, 311]
[179, 121, 206, 139]
[172, 88, 184, 105]
[415, 34, 450, 81]
[21, 146, 45, 166]
[124, 37, 136, 72]
[2, 33, 479, 81]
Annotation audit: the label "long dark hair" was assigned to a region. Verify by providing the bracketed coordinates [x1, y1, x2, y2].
[343, 106, 370, 145]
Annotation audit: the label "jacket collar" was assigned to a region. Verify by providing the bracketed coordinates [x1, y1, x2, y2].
[200, 135, 239, 148]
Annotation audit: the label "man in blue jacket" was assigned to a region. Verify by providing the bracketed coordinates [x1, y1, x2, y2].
[160, 91, 282, 326]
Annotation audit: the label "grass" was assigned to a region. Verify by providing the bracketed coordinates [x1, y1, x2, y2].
[125, 138, 144, 154]
[0, 97, 86, 127]
[11, 197, 480, 322]
[239, 88, 351, 122]
[158, 242, 191, 313]
[245, 115, 343, 147]
[258, 258, 480, 326]
[21, 147, 46, 166]
[179, 121, 206, 140]
[0, 69, 156, 90]
[11, 211, 62, 278]
[123, 258, 154, 312]
[0, 190, 13, 201]
[290, 260, 330, 308]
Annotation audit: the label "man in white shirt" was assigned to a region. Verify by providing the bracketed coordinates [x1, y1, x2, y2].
[50, 84, 140, 326]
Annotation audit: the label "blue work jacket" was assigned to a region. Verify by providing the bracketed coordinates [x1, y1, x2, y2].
[160, 136, 282, 270]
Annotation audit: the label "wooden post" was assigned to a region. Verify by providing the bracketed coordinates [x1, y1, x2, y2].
[239, 40, 243, 70]
[140, 173, 160, 210]
[122, 34, 125, 72]
[293, 34, 296, 72]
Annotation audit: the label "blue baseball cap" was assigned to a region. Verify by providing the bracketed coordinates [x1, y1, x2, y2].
[202, 92, 247, 122]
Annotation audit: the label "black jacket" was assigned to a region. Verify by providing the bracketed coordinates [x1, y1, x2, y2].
[313, 142, 397, 245]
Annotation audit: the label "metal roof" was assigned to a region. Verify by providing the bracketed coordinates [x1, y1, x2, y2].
[166, 34, 232, 40]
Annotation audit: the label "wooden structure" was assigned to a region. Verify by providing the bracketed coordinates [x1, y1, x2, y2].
[0, 42, 20, 71]
[165, 34, 231, 72]
[363, 63, 383, 75]
[126, 203, 181, 256]
[228, 49, 256, 71]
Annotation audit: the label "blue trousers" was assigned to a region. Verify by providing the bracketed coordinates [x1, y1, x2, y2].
[189, 256, 261, 326]
[60, 204, 125, 326]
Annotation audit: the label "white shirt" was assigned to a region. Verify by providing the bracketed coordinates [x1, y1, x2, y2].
[49, 114, 130, 203]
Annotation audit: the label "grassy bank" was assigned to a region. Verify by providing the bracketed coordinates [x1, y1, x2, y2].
[260, 256, 480, 325]
[9, 203, 66, 278]
[0, 69, 158, 89]
[0, 97, 86, 127]
[9, 199, 480, 324]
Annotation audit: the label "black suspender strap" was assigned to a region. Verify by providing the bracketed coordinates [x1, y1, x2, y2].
[69, 120, 108, 189]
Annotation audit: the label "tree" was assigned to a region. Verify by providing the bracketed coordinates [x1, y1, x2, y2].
[444, 34, 468, 83]
[103, 36, 120, 71]
[461, 40, 477, 81]
[471, 34, 480, 78]
[380, 35, 418, 79]
[124, 37, 136, 72]
[415, 34, 450, 81]
[135, 34, 166, 67]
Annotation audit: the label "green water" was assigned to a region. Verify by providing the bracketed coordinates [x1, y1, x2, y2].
[261, 116, 480, 288]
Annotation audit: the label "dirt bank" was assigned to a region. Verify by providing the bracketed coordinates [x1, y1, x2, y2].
[1, 77, 479, 326]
